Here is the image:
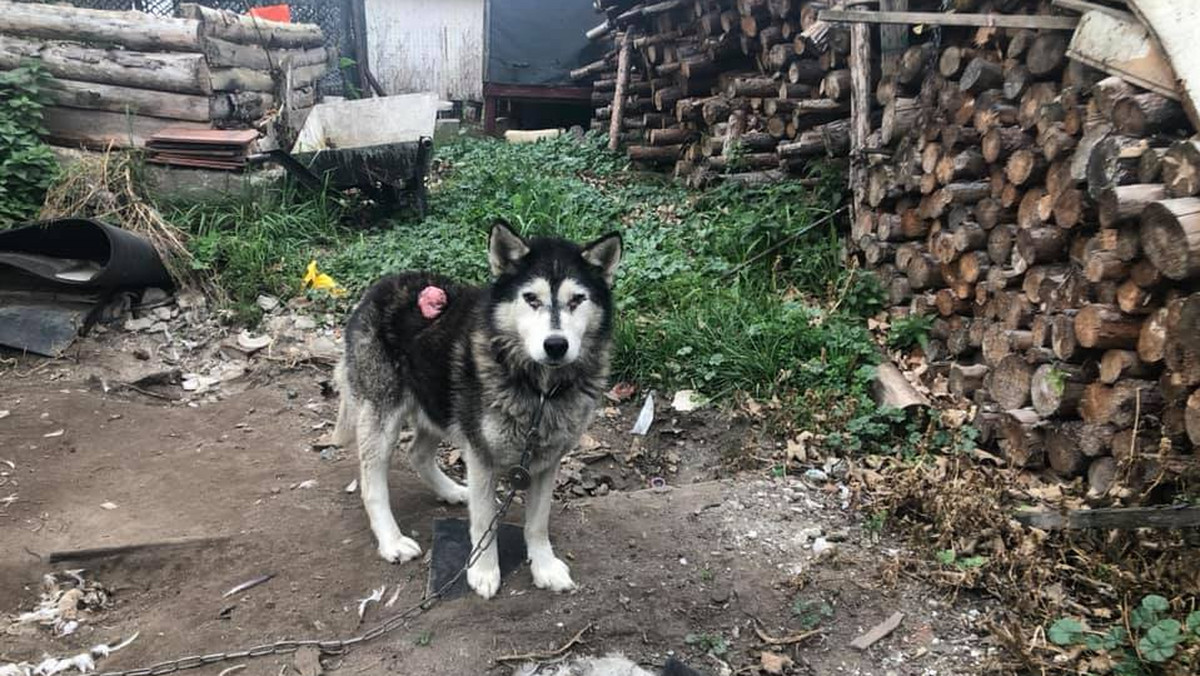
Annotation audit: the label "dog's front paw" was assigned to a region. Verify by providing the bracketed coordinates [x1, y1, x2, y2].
[436, 484, 469, 505]
[377, 535, 422, 563]
[531, 556, 576, 592]
[467, 562, 502, 599]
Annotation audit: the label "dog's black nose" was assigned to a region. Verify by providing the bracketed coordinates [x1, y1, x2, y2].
[544, 336, 569, 359]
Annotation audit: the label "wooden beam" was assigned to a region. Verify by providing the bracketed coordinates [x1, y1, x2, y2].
[482, 83, 593, 101]
[819, 9, 1080, 30]
[1015, 505, 1200, 530]
[1052, 0, 1135, 21]
[609, 31, 632, 152]
[849, 18, 872, 214]
[878, 0, 908, 78]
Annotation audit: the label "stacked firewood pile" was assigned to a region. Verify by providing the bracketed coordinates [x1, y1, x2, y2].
[846, 3, 1200, 499]
[575, 0, 854, 186]
[0, 1, 332, 149]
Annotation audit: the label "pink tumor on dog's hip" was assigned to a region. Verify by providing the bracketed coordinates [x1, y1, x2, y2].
[418, 286, 447, 319]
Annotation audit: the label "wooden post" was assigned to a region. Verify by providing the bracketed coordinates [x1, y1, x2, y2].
[849, 19, 871, 214]
[609, 31, 633, 152]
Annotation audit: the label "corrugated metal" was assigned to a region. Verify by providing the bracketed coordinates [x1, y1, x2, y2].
[365, 0, 484, 102]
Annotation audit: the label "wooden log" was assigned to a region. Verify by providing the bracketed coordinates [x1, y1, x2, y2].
[1139, 147, 1168, 184]
[1002, 62, 1031, 101]
[1025, 33, 1067, 77]
[1164, 294, 1200, 387]
[939, 46, 976, 79]
[1130, 259, 1163, 288]
[1045, 421, 1087, 478]
[880, 97, 919, 145]
[1100, 349, 1154, 385]
[628, 144, 684, 163]
[41, 78, 212, 122]
[1017, 82, 1058, 131]
[1112, 93, 1187, 136]
[1074, 304, 1143, 350]
[0, 34, 211, 95]
[1039, 124, 1077, 163]
[1084, 250, 1130, 283]
[981, 126, 1032, 164]
[1187, 389, 1200, 448]
[200, 37, 328, 70]
[1016, 227, 1067, 266]
[1052, 312, 1081, 361]
[959, 57, 1004, 94]
[1005, 148, 1046, 186]
[608, 32, 633, 152]
[982, 325, 1033, 365]
[41, 106, 209, 149]
[897, 43, 936, 86]
[1087, 135, 1147, 200]
[1098, 184, 1168, 228]
[1116, 279, 1156, 315]
[1081, 380, 1163, 427]
[872, 361, 930, 410]
[1030, 362, 1091, 418]
[950, 363, 989, 399]
[821, 69, 851, 101]
[906, 255, 945, 290]
[1051, 188, 1086, 229]
[1138, 306, 1170, 365]
[649, 128, 697, 146]
[787, 59, 827, 84]
[992, 354, 1033, 409]
[0, 0, 201, 52]
[1141, 197, 1200, 280]
[987, 224, 1016, 265]
[820, 119, 850, 155]
[180, 4, 324, 49]
[1094, 76, 1135, 116]
[935, 149, 987, 185]
[999, 408, 1045, 469]
[1161, 140, 1200, 198]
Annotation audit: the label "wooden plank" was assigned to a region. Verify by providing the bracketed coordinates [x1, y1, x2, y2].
[1015, 505, 1200, 530]
[849, 18, 872, 216]
[1127, 0, 1200, 130]
[1067, 11, 1178, 101]
[819, 9, 1080, 30]
[609, 31, 632, 152]
[850, 612, 905, 650]
[41, 107, 211, 150]
[42, 78, 211, 122]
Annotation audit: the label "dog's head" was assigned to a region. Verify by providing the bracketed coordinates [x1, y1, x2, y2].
[487, 221, 622, 368]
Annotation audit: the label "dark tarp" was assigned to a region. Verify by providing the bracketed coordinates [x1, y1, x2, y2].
[486, 0, 607, 86]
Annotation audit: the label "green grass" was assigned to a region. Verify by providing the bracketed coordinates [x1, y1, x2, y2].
[164, 133, 891, 434]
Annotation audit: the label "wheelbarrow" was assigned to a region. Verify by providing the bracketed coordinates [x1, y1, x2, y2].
[253, 92, 441, 218]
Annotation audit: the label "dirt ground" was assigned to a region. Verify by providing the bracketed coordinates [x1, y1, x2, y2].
[1, 315, 1000, 676]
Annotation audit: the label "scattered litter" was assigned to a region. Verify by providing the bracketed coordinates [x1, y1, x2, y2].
[649, 477, 667, 491]
[670, 389, 704, 412]
[384, 586, 402, 608]
[256, 294, 280, 312]
[216, 665, 246, 676]
[605, 382, 636, 403]
[0, 632, 140, 676]
[1, 458, 14, 469]
[1, 494, 17, 507]
[99, 502, 118, 510]
[6, 571, 111, 638]
[235, 331, 273, 353]
[43, 430, 64, 438]
[759, 651, 794, 675]
[301, 261, 345, 297]
[812, 537, 836, 558]
[293, 479, 317, 490]
[630, 392, 655, 435]
[803, 468, 828, 482]
[0, 410, 9, 420]
[850, 611, 905, 650]
[222, 574, 274, 598]
[356, 586, 385, 620]
[344, 479, 358, 494]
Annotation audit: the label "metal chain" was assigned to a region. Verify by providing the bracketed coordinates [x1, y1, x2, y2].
[94, 393, 553, 676]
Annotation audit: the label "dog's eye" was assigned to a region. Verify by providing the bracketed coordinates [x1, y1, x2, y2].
[522, 292, 542, 309]
[568, 294, 587, 310]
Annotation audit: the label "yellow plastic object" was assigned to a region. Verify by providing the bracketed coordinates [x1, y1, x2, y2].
[302, 260, 346, 297]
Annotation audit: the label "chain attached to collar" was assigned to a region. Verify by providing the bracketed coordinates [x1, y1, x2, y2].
[94, 393, 555, 676]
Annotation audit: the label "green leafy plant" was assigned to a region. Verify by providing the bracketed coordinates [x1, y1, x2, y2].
[887, 314, 934, 351]
[684, 632, 728, 656]
[791, 597, 834, 631]
[0, 60, 57, 226]
[414, 629, 433, 647]
[1048, 595, 1199, 672]
[935, 549, 989, 570]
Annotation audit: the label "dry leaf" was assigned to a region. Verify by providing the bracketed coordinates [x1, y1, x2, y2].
[760, 651, 793, 674]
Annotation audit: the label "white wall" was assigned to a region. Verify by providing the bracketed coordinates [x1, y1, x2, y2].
[365, 0, 484, 102]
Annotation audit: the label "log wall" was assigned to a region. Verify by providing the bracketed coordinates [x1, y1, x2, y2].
[0, 1, 331, 149]
[580, 0, 1200, 501]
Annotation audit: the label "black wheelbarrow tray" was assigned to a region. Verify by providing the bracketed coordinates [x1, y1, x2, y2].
[255, 92, 441, 217]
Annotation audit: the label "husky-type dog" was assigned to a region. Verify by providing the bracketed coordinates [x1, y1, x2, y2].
[332, 222, 621, 599]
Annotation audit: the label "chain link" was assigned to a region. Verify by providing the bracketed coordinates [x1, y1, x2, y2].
[94, 394, 554, 676]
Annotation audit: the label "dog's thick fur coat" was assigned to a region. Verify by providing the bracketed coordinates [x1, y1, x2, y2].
[333, 223, 621, 598]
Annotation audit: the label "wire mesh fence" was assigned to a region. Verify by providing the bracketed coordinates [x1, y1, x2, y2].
[12, 0, 353, 95]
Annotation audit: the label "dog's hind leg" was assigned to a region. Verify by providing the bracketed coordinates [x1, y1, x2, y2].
[408, 426, 468, 505]
[463, 451, 501, 599]
[357, 401, 422, 563]
[331, 362, 356, 447]
[525, 467, 576, 592]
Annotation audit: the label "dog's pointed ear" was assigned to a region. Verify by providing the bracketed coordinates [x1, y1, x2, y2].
[488, 220, 529, 276]
[582, 231, 622, 286]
